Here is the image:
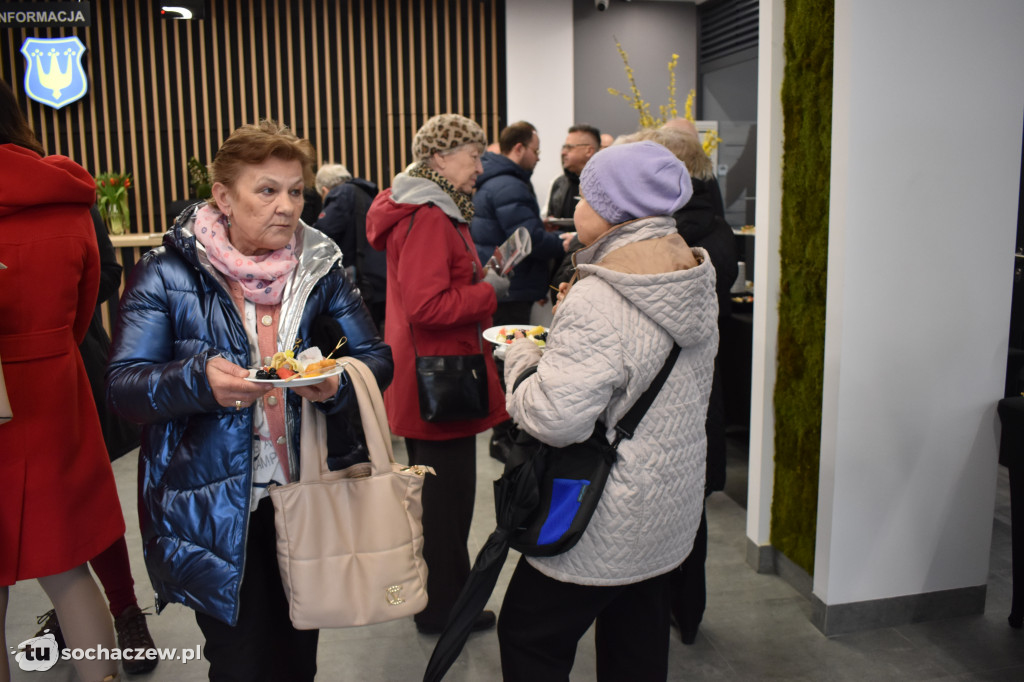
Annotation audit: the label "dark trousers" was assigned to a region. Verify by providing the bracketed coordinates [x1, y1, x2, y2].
[195, 497, 319, 682]
[669, 505, 708, 642]
[405, 435, 477, 629]
[498, 556, 671, 682]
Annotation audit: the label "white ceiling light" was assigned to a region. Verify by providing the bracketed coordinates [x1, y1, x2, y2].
[161, 6, 193, 19]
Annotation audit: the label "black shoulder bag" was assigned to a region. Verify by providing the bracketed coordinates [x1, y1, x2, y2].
[406, 209, 490, 423]
[502, 343, 682, 556]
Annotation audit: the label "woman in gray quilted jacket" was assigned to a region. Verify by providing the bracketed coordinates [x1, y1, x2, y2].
[498, 141, 719, 681]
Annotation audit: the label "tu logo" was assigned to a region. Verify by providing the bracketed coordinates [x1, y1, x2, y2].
[11, 632, 59, 672]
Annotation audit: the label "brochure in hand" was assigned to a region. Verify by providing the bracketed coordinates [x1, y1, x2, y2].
[485, 225, 532, 277]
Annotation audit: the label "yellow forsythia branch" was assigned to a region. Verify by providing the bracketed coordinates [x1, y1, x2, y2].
[609, 39, 677, 129]
[665, 53, 679, 121]
[682, 88, 721, 155]
[702, 129, 722, 155]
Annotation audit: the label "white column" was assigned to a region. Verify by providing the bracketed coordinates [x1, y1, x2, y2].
[504, 0, 575, 211]
[746, 0, 786, 555]
[814, 0, 1023, 607]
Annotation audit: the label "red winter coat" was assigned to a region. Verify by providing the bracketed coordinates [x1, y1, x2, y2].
[0, 144, 125, 585]
[366, 176, 508, 440]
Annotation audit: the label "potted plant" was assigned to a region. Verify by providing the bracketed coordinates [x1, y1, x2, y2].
[188, 157, 212, 200]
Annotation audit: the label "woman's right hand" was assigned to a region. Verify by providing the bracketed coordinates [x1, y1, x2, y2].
[551, 282, 570, 314]
[207, 356, 273, 409]
[483, 268, 511, 300]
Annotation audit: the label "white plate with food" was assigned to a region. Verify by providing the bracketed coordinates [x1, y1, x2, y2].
[245, 361, 345, 387]
[482, 325, 549, 346]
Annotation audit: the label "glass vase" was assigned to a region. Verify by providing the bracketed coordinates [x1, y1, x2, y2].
[105, 198, 129, 235]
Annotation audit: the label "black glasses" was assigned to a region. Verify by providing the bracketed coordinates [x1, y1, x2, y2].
[561, 143, 593, 152]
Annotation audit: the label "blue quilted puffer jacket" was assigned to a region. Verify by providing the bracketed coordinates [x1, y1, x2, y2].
[106, 204, 393, 625]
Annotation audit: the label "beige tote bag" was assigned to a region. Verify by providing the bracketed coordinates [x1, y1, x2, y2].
[270, 357, 433, 629]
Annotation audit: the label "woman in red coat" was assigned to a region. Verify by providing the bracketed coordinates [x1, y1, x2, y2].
[366, 113, 510, 634]
[0, 80, 123, 682]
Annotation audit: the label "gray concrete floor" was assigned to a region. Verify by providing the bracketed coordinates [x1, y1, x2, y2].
[6, 432, 1024, 681]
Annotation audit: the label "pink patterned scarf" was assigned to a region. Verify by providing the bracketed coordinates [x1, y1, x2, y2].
[192, 204, 298, 304]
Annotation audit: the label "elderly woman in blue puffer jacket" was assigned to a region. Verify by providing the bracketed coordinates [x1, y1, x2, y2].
[107, 120, 392, 682]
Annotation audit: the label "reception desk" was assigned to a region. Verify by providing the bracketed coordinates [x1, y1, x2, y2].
[109, 233, 165, 249]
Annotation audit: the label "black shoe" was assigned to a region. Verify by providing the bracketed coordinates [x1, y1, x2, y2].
[473, 610, 497, 632]
[115, 604, 158, 674]
[670, 611, 699, 645]
[416, 609, 497, 635]
[34, 609, 66, 652]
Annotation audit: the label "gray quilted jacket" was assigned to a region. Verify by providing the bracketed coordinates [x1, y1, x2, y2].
[504, 216, 719, 586]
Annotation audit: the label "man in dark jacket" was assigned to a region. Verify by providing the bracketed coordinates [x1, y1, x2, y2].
[547, 123, 601, 220]
[315, 163, 385, 330]
[471, 121, 571, 461]
[546, 124, 602, 303]
[472, 121, 570, 318]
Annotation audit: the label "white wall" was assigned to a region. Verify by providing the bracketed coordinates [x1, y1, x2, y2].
[505, 1, 698, 213]
[505, 0, 575, 212]
[572, 0, 698, 139]
[814, 0, 1024, 604]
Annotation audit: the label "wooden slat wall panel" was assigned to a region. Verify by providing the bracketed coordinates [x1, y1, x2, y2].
[1, 0, 506, 334]
[0, 0, 508, 236]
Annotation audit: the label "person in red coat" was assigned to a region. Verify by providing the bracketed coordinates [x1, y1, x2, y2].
[0, 79, 123, 682]
[367, 113, 511, 634]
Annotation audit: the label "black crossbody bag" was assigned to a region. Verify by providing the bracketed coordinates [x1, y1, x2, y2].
[502, 343, 682, 556]
[405, 208, 489, 423]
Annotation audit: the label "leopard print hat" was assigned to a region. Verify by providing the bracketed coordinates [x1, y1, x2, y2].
[413, 113, 487, 161]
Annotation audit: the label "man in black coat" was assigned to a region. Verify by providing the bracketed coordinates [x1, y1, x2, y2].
[637, 123, 739, 645]
[313, 165, 387, 473]
[314, 163, 385, 330]
[547, 123, 601, 220]
[546, 124, 602, 301]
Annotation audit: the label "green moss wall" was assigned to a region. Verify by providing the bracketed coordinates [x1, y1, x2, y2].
[771, 0, 834, 574]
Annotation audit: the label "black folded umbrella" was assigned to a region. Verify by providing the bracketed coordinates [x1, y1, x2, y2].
[422, 450, 539, 682]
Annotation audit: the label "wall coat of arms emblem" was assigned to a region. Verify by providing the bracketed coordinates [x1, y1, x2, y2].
[20, 36, 88, 109]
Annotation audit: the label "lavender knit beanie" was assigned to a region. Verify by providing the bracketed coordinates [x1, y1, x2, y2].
[579, 140, 693, 225]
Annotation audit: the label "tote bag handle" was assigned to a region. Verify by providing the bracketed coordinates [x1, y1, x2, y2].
[298, 358, 395, 483]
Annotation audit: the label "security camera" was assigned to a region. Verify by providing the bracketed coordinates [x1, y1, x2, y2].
[595, 0, 609, 11]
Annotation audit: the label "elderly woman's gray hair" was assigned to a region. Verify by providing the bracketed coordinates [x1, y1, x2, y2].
[623, 127, 714, 181]
[315, 163, 353, 194]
